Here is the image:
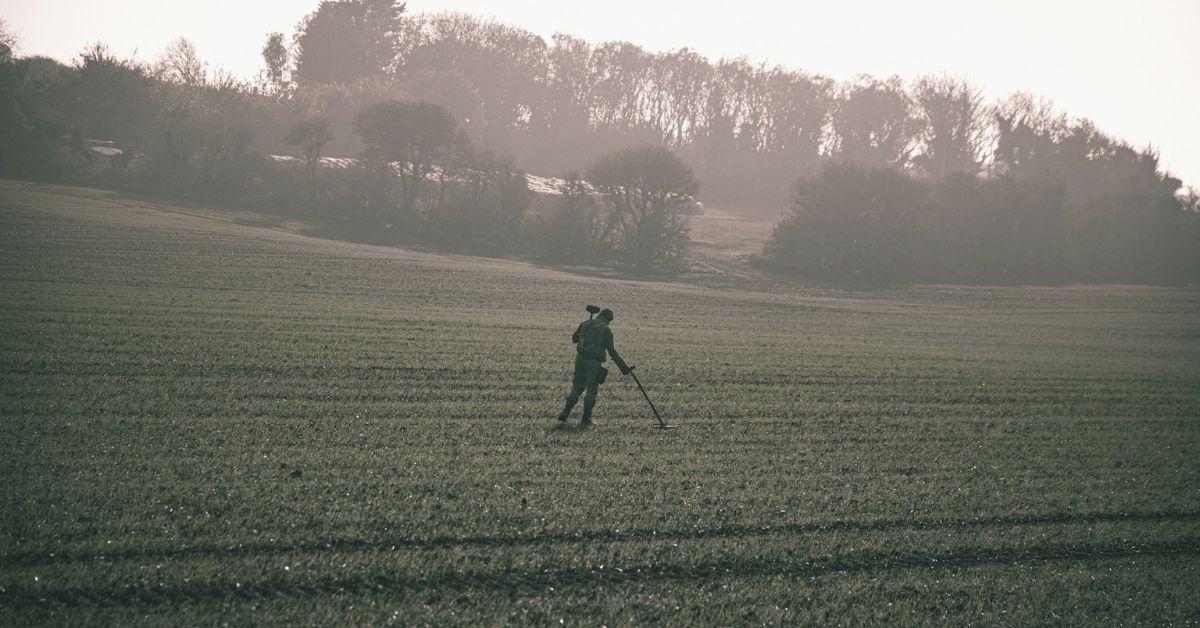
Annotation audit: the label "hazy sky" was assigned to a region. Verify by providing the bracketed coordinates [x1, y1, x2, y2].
[4, 0, 1198, 186]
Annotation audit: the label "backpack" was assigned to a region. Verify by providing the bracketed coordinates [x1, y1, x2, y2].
[577, 319, 608, 361]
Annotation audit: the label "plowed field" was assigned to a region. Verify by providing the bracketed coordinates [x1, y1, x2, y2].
[2, 181, 1198, 624]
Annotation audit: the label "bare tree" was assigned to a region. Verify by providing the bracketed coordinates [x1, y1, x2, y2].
[705, 58, 767, 152]
[156, 37, 206, 86]
[589, 41, 653, 130]
[761, 67, 832, 158]
[402, 12, 549, 144]
[545, 33, 594, 133]
[831, 75, 919, 170]
[911, 74, 987, 179]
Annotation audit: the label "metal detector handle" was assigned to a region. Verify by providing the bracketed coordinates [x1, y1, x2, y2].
[628, 368, 667, 427]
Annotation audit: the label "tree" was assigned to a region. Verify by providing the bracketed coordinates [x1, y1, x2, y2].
[155, 37, 206, 86]
[760, 67, 832, 158]
[65, 44, 159, 148]
[294, 0, 405, 85]
[0, 54, 84, 180]
[535, 175, 606, 262]
[1181, 188, 1200, 214]
[544, 33, 594, 135]
[911, 74, 987, 179]
[132, 79, 265, 198]
[989, 94, 1189, 281]
[0, 18, 18, 62]
[400, 13, 549, 147]
[430, 144, 529, 252]
[831, 75, 919, 170]
[285, 116, 333, 192]
[766, 163, 925, 279]
[586, 146, 697, 269]
[353, 100, 457, 212]
[991, 92, 1065, 178]
[260, 32, 290, 96]
[588, 41, 653, 130]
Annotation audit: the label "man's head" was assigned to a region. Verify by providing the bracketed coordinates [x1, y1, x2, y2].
[599, 308, 614, 322]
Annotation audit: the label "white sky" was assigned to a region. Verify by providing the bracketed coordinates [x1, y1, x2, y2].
[4, 0, 1198, 186]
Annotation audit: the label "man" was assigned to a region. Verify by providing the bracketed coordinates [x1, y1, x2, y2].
[557, 307, 631, 427]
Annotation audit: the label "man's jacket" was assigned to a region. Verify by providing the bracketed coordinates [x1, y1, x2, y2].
[572, 319, 629, 372]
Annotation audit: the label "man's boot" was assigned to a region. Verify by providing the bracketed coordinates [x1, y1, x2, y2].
[580, 401, 595, 427]
[557, 396, 577, 422]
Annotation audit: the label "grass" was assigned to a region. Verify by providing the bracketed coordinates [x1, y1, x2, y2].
[1, 179, 1198, 625]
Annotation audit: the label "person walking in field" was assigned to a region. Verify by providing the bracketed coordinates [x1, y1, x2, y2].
[557, 306, 631, 427]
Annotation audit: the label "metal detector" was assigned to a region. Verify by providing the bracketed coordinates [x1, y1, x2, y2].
[627, 366, 676, 429]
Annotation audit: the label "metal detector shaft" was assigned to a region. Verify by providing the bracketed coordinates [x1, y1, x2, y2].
[628, 369, 667, 427]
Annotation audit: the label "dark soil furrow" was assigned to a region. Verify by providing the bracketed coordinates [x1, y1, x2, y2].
[3, 538, 1197, 609]
[7, 509, 1197, 567]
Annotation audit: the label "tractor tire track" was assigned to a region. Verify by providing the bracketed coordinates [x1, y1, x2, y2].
[6, 509, 1197, 568]
[2, 537, 1197, 610]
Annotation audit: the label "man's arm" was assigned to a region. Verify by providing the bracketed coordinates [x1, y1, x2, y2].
[572, 322, 584, 344]
[605, 328, 631, 374]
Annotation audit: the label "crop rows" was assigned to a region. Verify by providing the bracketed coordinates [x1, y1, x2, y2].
[2, 181, 1199, 624]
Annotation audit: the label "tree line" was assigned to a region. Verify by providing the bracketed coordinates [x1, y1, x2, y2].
[767, 106, 1200, 283]
[282, 2, 1200, 281]
[0, 4, 1196, 280]
[0, 5, 698, 270]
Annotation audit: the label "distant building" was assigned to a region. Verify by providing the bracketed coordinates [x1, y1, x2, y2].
[266, 154, 703, 214]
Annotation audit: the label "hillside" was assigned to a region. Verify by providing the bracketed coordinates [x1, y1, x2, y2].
[2, 180, 1199, 624]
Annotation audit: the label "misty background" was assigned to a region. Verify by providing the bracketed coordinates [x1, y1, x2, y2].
[7, 0, 1198, 187]
[1, 0, 1197, 281]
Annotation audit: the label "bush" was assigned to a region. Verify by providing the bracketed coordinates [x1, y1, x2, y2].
[585, 145, 697, 270]
[533, 175, 607, 264]
[764, 162, 1200, 284]
[767, 163, 925, 280]
[424, 149, 530, 254]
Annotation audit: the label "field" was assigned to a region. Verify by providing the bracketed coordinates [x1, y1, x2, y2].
[1, 179, 1199, 625]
